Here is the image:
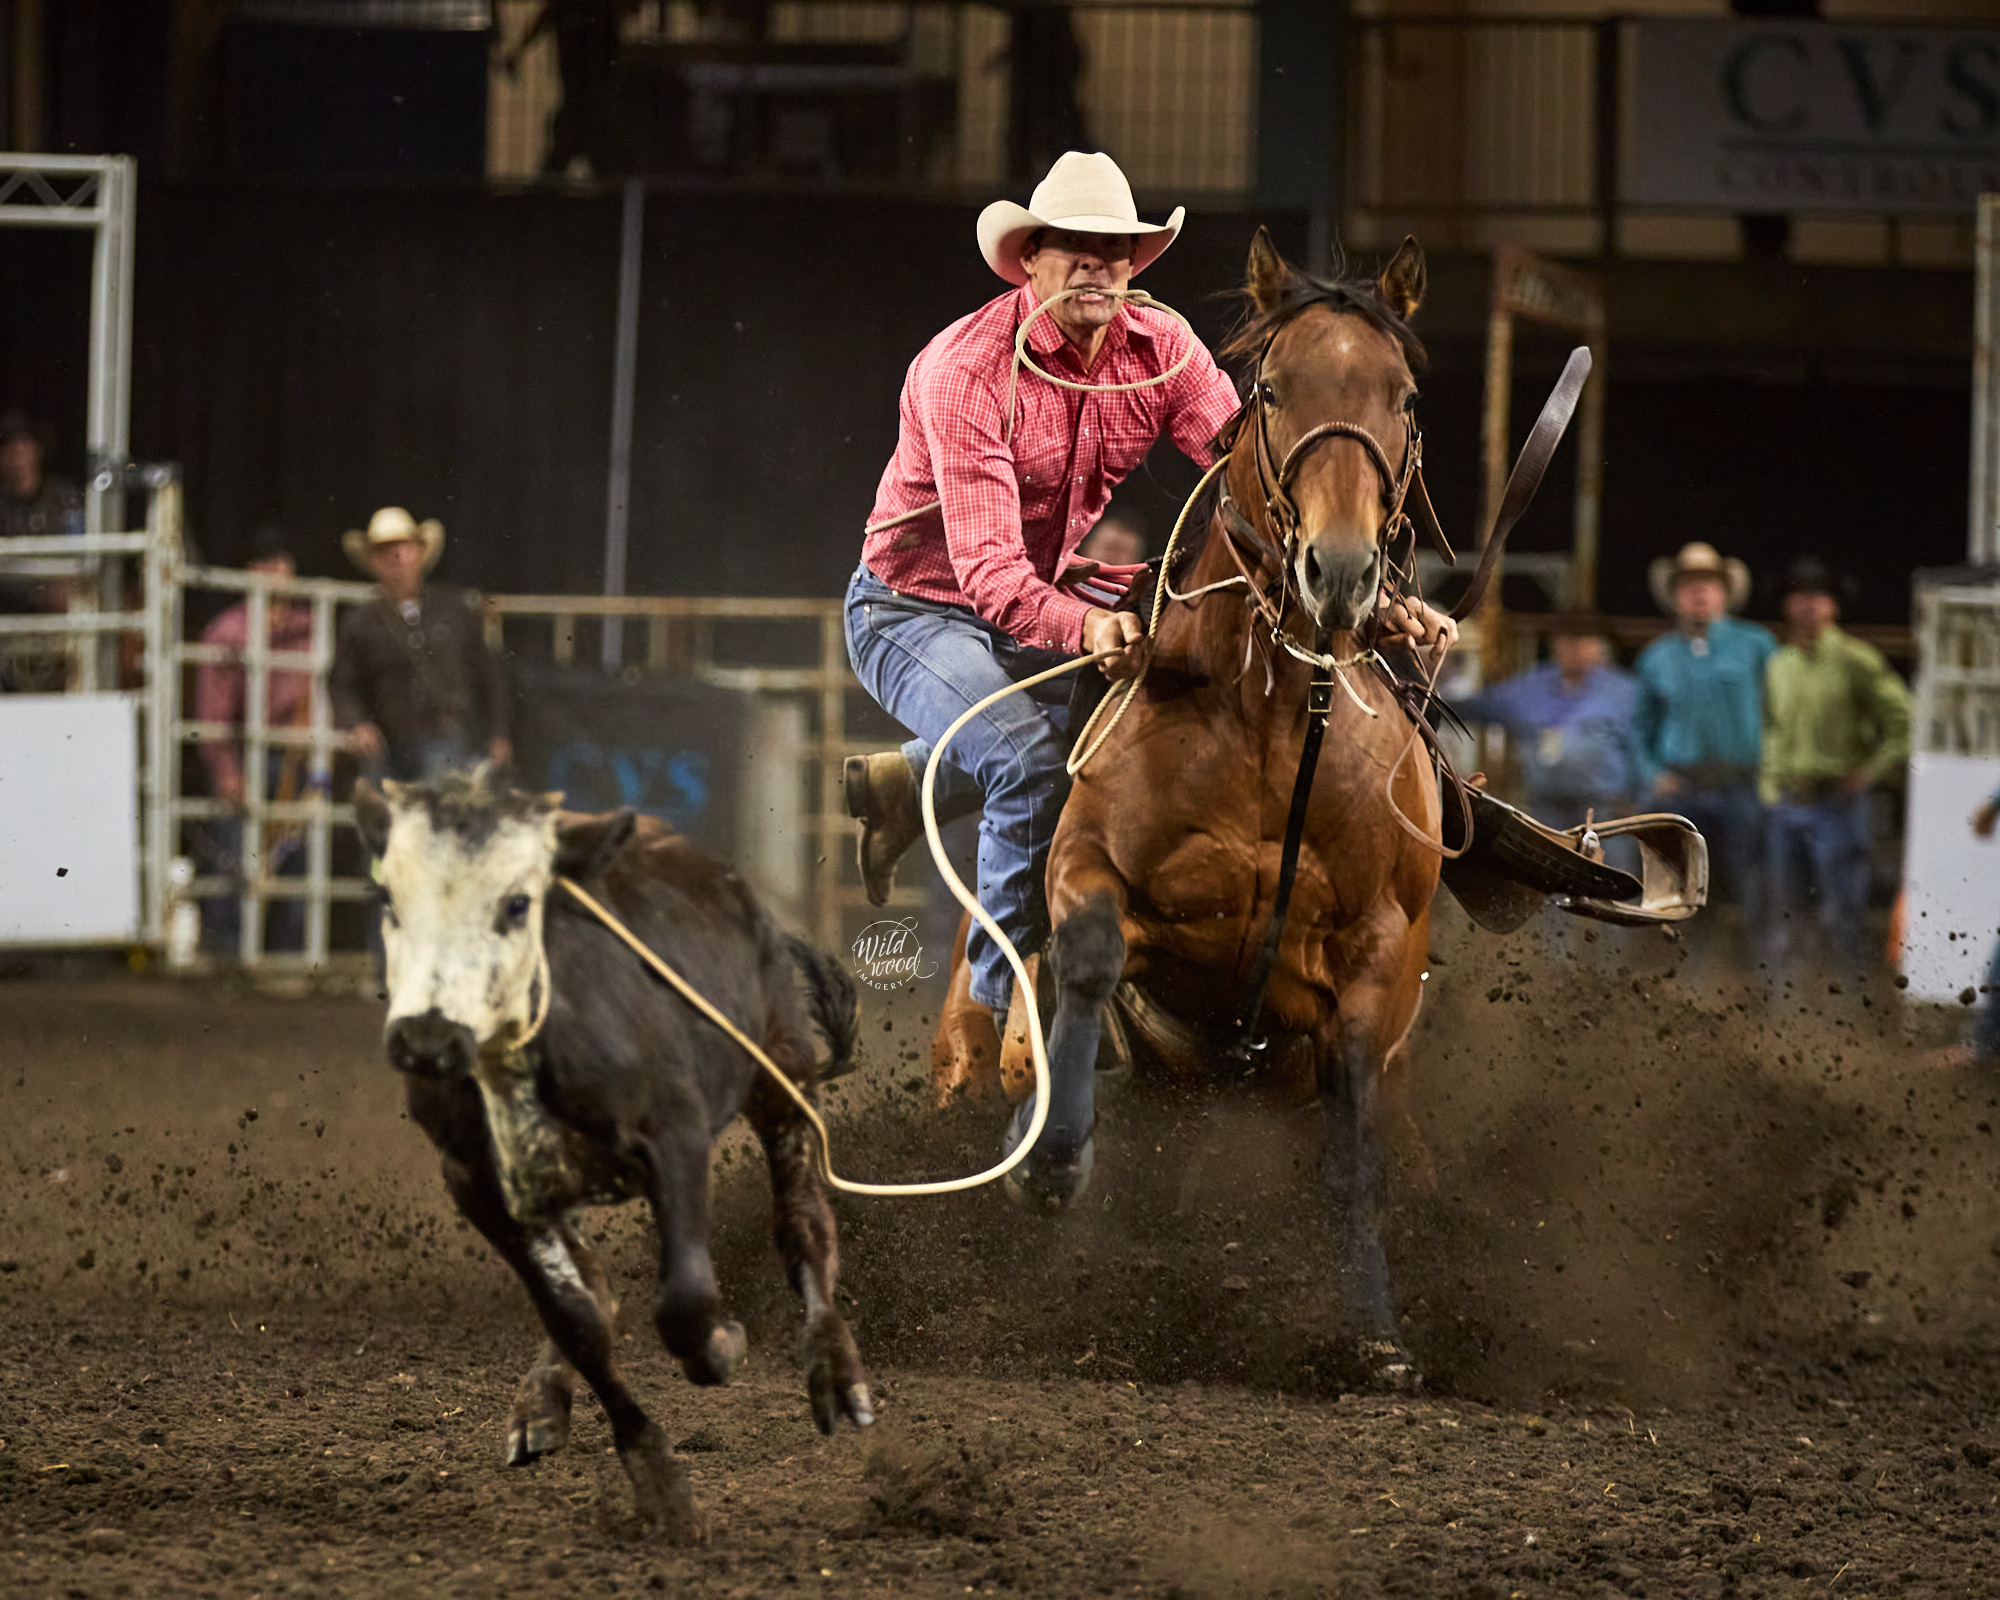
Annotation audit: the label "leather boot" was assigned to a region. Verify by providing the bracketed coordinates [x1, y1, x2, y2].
[843, 752, 922, 907]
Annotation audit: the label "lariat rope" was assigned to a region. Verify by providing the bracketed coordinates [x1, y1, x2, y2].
[500, 296, 1507, 1197]
[520, 767, 1084, 1196]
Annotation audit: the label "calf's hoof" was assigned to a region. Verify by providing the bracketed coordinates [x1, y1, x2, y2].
[621, 1422, 701, 1543]
[1359, 1337, 1422, 1394]
[802, 1312, 874, 1435]
[681, 1319, 748, 1387]
[1001, 1100, 1094, 1211]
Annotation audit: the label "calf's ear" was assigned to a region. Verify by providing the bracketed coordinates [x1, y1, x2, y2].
[555, 808, 638, 883]
[353, 779, 392, 859]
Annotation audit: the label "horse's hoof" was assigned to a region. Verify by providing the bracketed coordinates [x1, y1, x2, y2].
[1359, 1338, 1423, 1394]
[682, 1319, 748, 1386]
[1001, 1102, 1094, 1210]
[505, 1412, 569, 1465]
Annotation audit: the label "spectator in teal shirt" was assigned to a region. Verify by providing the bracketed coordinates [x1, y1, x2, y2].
[1632, 543, 1776, 942]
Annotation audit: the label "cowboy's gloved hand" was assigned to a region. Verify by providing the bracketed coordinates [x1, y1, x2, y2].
[1377, 595, 1457, 653]
[1059, 559, 1149, 610]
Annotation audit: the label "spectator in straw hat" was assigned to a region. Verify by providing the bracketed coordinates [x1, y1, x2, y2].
[1760, 554, 1910, 972]
[331, 507, 510, 783]
[1632, 541, 1776, 943]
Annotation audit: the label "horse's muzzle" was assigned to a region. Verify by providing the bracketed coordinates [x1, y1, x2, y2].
[386, 1009, 477, 1079]
[1296, 538, 1380, 635]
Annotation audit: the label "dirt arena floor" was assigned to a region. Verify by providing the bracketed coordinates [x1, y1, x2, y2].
[6, 909, 2000, 1599]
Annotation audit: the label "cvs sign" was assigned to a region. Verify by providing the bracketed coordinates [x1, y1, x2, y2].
[1630, 20, 2000, 213]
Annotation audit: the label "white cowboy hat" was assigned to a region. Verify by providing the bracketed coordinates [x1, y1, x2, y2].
[342, 505, 444, 576]
[1647, 540, 1750, 615]
[976, 151, 1184, 287]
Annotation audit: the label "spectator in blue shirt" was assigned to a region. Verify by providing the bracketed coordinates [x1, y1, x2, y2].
[1633, 542, 1776, 939]
[1456, 615, 1636, 831]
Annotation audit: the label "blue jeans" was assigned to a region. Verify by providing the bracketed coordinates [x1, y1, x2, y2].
[1765, 790, 1874, 970]
[1653, 782, 1764, 931]
[844, 565, 1074, 1013]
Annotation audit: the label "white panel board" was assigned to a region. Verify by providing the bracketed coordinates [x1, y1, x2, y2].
[0, 693, 141, 944]
[1901, 751, 2000, 1002]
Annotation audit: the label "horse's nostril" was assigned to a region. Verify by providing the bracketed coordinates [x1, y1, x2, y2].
[1302, 546, 1323, 593]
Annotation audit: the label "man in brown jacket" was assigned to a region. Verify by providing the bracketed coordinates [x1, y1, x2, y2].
[332, 507, 511, 781]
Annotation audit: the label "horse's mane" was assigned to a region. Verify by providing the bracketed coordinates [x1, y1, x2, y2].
[1217, 248, 1428, 373]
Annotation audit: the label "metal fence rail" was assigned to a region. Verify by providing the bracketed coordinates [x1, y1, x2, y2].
[1912, 584, 2000, 759]
[169, 565, 377, 972]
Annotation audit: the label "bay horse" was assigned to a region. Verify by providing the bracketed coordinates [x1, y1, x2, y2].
[939, 230, 1444, 1388]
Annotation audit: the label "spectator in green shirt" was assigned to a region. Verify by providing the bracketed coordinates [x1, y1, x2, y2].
[1760, 555, 1912, 971]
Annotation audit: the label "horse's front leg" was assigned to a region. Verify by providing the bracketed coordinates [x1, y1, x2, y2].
[1008, 851, 1129, 1209]
[1317, 951, 1426, 1391]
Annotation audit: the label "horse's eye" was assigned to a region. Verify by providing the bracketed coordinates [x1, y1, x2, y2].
[1258, 381, 1278, 409]
[504, 893, 532, 927]
[1402, 392, 1420, 414]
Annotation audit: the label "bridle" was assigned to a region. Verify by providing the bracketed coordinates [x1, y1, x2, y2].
[1199, 303, 1427, 658]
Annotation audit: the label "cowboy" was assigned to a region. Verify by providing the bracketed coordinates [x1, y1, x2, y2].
[331, 507, 512, 783]
[841, 152, 1453, 1027]
[1632, 541, 1775, 940]
[1759, 554, 1910, 972]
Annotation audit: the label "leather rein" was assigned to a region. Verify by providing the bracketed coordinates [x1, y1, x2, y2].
[1168, 303, 1460, 1059]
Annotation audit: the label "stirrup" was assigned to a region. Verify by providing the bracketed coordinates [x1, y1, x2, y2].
[1553, 812, 1709, 927]
[1440, 788, 1707, 933]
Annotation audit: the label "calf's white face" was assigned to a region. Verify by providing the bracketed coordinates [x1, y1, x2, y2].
[372, 786, 560, 1048]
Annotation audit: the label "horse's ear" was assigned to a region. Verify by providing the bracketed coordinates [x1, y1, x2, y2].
[1376, 236, 1427, 322]
[1245, 226, 1292, 314]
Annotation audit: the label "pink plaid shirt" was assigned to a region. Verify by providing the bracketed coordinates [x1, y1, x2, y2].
[862, 283, 1241, 654]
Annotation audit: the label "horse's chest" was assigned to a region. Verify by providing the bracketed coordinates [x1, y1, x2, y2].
[473, 1047, 636, 1224]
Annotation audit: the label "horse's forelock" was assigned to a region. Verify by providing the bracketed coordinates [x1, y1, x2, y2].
[1218, 264, 1427, 374]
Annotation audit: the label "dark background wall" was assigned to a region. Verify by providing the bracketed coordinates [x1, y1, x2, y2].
[0, 185, 1973, 625]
